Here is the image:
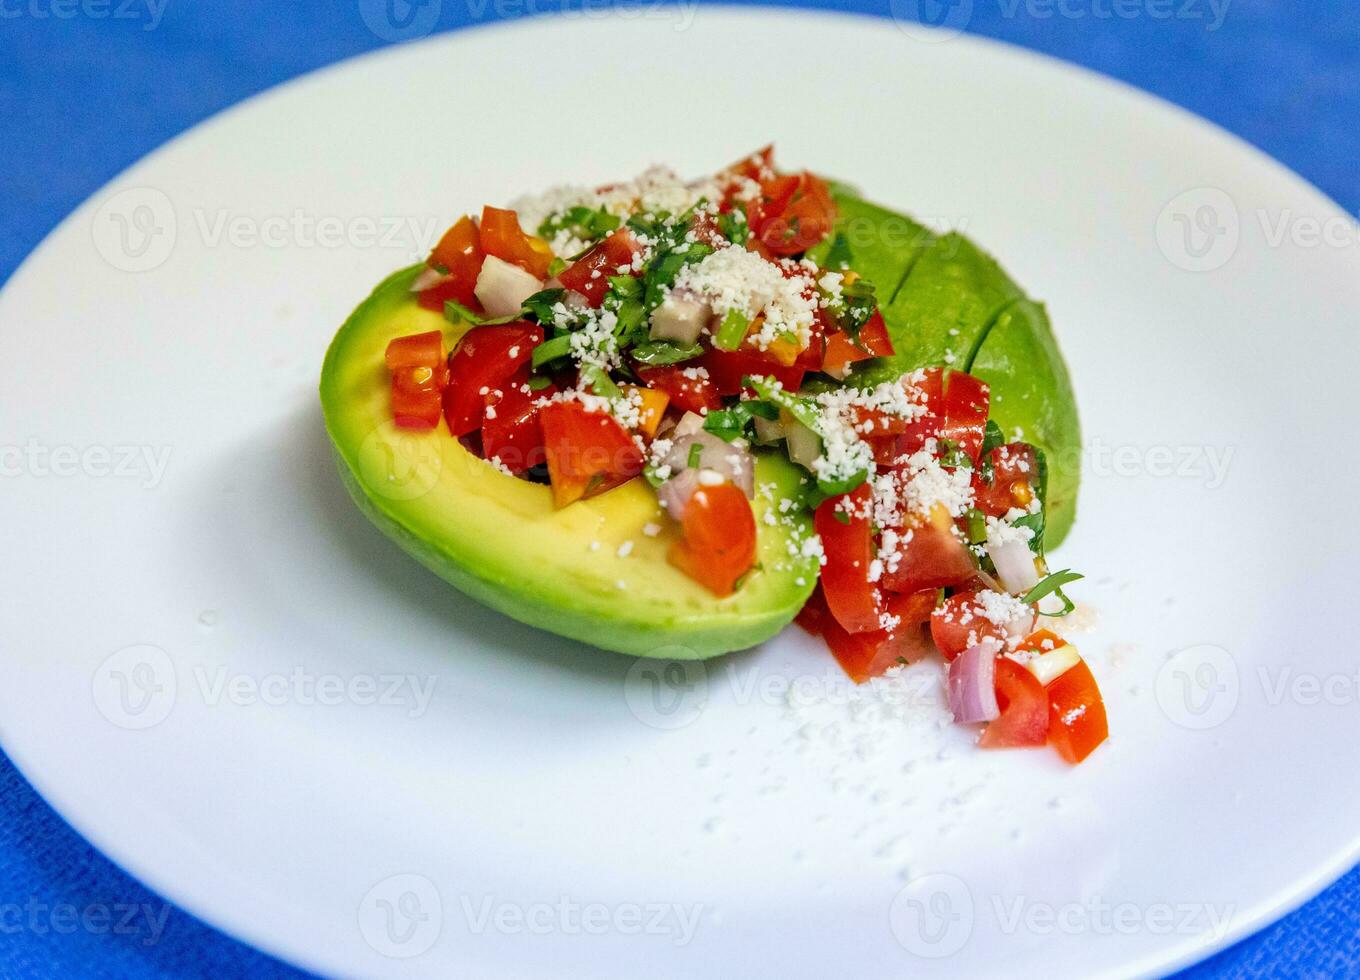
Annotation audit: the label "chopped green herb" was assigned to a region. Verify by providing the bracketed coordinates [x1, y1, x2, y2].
[547, 256, 568, 279]
[702, 399, 778, 442]
[965, 508, 988, 545]
[530, 334, 573, 369]
[687, 443, 703, 469]
[936, 438, 973, 470]
[712, 309, 751, 351]
[745, 376, 822, 434]
[980, 419, 1006, 458]
[521, 288, 565, 324]
[815, 469, 869, 498]
[444, 301, 518, 327]
[526, 375, 553, 391]
[718, 206, 750, 246]
[537, 204, 620, 245]
[1022, 568, 1083, 616]
[833, 510, 851, 525]
[631, 341, 703, 365]
[580, 365, 621, 399]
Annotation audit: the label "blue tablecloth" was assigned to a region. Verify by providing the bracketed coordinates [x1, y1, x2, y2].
[1, 1, 1355, 975]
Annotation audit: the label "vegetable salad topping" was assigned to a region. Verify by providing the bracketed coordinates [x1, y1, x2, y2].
[379, 147, 1107, 764]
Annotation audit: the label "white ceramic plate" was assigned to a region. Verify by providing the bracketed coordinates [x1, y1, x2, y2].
[4, 10, 1358, 978]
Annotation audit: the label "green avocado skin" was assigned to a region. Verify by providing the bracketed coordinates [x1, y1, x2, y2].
[821, 191, 1082, 548]
[321, 266, 819, 660]
[969, 300, 1081, 548]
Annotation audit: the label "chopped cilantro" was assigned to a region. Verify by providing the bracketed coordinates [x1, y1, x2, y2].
[530, 333, 573, 369]
[537, 205, 619, 246]
[1022, 568, 1083, 616]
[631, 341, 703, 365]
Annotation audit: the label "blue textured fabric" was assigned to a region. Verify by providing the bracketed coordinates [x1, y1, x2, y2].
[0, 1, 1355, 975]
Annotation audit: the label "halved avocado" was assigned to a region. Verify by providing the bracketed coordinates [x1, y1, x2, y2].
[320, 266, 819, 659]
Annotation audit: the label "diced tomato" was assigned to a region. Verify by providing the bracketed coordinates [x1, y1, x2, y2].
[814, 485, 884, 634]
[745, 173, 799, 235]
[699, 348, 805, 397]
[899, 367, 945, 455]
[865, 435, 902, 467]
[882, 504, 977, 596]
[386, 332, 446, 430]
[814, 588, 938, 683]
[540, 400, 645, 508]
[795, 316, 827, 371]
[479, 206, 553, 279]
[979, 658, 1050, 748]
[755, 172, 837, 256]
[423, 215, 484, 310]
[795, 584, 834, 637]
[929, 591, 1009, 662]
[973, 442, 1039, 517]
[557, 228, 643, 307]
[822, 310, 893, 378]
[443, 323, 542, 436]
[879, 589, 941, 663]
[940, 371, 990, 464]
[390, 365, 444, 429]
[687, 210, 729, 248]
[1047, 659, 1109, 764]
[634, 364, 724, 415]
[668, 483, 757, 597]
[385, 331, 444, 372]
[720, 144, 775, 186]
[481, 366, 553, 474]
[853, 404, 910, 437]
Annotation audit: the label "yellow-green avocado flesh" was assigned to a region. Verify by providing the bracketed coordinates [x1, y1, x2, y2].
[320, 265, 819, 659]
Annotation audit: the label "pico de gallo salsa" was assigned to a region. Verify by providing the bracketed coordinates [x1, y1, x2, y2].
[380, 147, 1107, 764]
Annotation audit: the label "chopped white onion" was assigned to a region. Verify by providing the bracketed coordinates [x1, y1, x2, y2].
[752, 415, 786, 445]
[473, 255, 543, 318]
[649, 293, 710, 345]
[784, 420, 821, 469]
[987, 532, 1041, 595]
[673, 412, 706, 439]
[948, 641, 1001, 724]
[1026, 644, 1081, 686]
[656, 468, 701, 519]
[663, 431, 755, 499]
